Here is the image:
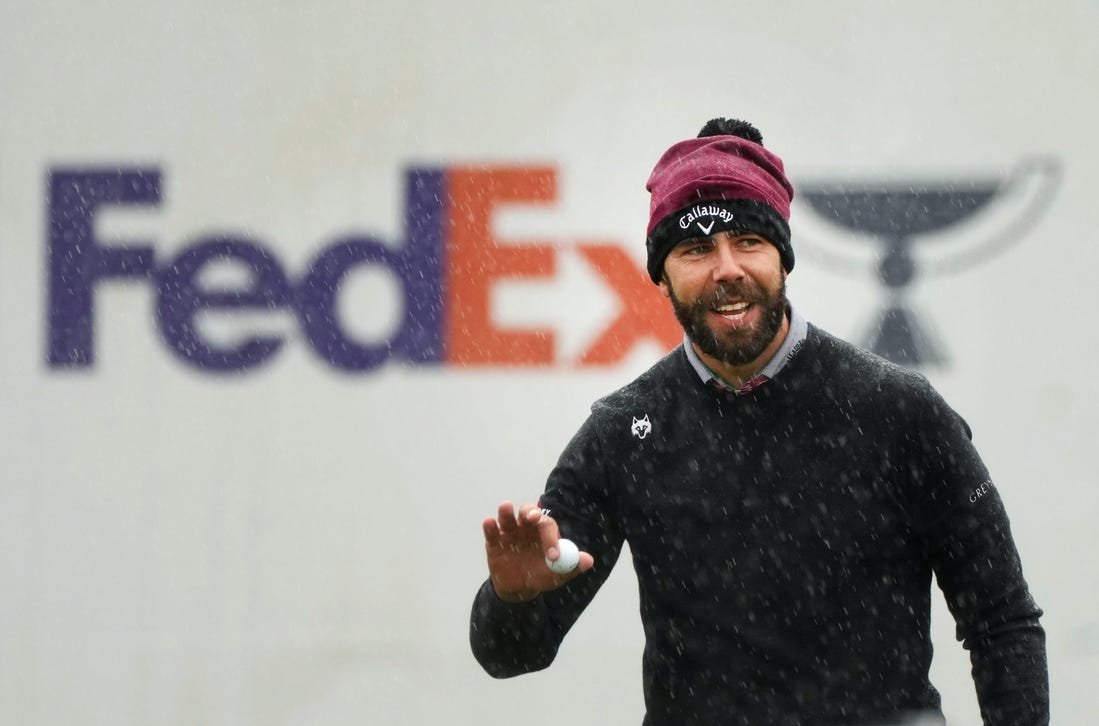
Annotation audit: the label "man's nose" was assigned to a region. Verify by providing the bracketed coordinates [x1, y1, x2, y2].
[712, 241, 746, 282]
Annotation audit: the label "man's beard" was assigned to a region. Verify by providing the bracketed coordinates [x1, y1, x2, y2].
[667, 274, 788, 367]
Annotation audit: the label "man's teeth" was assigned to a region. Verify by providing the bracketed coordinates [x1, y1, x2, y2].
[715, 302, 750, 313]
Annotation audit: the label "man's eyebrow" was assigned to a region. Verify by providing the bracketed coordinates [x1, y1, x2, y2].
[674, 236, 710, 248]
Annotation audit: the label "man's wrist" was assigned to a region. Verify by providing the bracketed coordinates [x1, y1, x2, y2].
[491, 582, 541, 605]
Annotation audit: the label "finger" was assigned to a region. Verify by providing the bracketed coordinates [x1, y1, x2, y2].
[548, 550, 595, 586]
[482, 517, 501, 547]
[515, 502, 559, 557]
[516, 502, 542, 527]
[534, 514, 561, 559]
[496, 501, 518, 533]
[544, 549, 595, 588]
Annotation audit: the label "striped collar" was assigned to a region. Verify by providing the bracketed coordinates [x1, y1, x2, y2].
[683, 305, 808, 394]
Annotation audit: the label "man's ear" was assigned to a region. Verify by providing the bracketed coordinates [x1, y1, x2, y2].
[658, 275, 671, 299]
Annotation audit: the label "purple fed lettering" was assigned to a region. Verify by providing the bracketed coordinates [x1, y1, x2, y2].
[156, 237, 294, 371]
[296, 169, 447, 372]
[47, 165, 452, 373]
[47, 169, 158, 366]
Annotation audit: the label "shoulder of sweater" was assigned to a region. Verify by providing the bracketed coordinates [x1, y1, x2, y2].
[802, 325, 973, 437]
[800, 324, 940, 402]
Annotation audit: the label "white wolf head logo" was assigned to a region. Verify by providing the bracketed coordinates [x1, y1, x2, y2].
[631, 415, 652, 439]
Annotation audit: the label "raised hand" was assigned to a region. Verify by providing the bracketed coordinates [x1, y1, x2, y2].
[481, 501, 595, 603]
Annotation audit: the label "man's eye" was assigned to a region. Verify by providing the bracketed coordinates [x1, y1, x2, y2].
[683, 243, 711, 255]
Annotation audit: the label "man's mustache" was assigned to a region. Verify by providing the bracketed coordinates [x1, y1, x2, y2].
[696, 282, 765, 308]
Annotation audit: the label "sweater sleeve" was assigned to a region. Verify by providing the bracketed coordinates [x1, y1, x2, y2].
[470, 409, 625, 678]
[902, 379, 1048, 725]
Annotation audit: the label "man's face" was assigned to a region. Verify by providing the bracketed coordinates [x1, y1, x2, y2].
[659, 232, 788, 368]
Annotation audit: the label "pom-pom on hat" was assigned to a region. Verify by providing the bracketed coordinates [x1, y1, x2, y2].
[645, 118, 795, 284]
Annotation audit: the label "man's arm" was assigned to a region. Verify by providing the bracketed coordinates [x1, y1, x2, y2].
[930, 491, 1048, 725]
[470, 413, 625, 678]
[906, 380, 1048, 725]
[469, 544, 619, 678]
[470, 501, 600, 678]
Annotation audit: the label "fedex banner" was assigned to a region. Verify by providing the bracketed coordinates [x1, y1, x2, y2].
[48, 166, 680, 373]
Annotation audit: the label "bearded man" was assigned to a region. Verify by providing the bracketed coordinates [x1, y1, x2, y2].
[469, 118, 1048, 726]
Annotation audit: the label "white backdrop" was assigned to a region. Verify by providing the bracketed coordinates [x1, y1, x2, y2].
[1, 2, 1096, 724]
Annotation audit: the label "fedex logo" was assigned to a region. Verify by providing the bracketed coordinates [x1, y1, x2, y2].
[48, 166, 680, 373]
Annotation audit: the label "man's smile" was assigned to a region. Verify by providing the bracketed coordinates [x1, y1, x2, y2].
[712, 300, 752, 324]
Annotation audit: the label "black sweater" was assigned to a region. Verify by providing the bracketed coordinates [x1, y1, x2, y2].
[470, 325, 1047, 726]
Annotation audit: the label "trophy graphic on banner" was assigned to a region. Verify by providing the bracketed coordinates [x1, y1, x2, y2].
[795, 158, 1060, 366]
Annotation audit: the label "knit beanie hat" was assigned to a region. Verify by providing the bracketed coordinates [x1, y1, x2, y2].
[645, 118, 795, 284]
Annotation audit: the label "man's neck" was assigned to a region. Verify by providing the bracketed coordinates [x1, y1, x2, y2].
[693, 313, 791, 390]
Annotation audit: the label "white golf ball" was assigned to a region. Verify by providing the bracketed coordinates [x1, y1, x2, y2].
[545, 538, 580, 574]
